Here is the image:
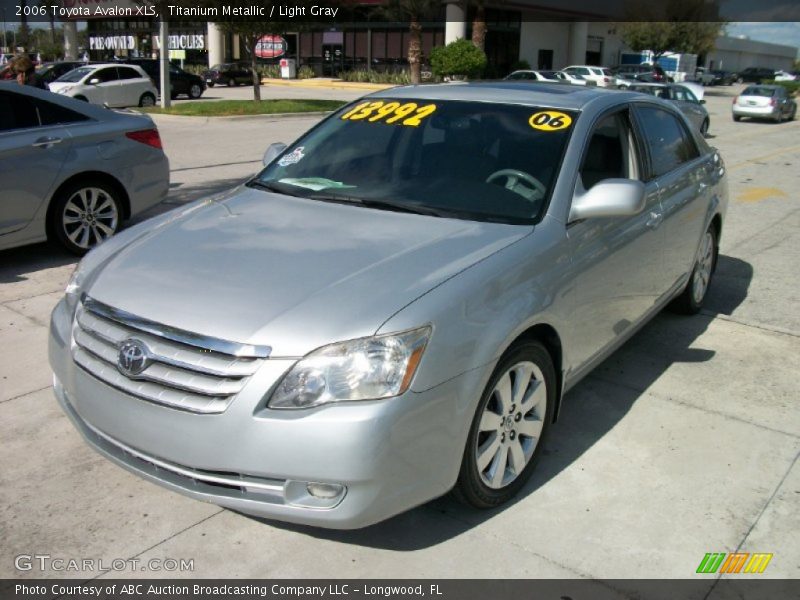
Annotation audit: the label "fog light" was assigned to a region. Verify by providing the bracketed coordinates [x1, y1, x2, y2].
[306, 482, 344, 499]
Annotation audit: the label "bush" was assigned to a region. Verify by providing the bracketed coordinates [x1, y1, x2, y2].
[508, 59, 531, 72]
[337, 69, 411, 85]
[430, 39, 487, 80]
[297, 65, 315, 80]
[764, 80, 800, 97]
[260, 64, 281, 79]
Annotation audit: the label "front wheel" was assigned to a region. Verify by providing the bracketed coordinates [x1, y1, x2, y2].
[670, 226, 718, 315]
[138, 92, 155, 107]
[453, 341, 554, 508]
[700, 119, 709, 136]
[189, 83, 203, 99]
[51, 180, 123, 255]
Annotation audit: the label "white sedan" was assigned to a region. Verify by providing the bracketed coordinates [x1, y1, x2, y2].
[49, 63, 158, 108]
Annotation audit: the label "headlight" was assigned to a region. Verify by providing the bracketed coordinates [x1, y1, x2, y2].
[56, 85, 74, 94]
[64, 264, 85, 314]
[268, 326, 431, 409]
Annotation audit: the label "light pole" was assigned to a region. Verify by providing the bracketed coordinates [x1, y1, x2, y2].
[2, 9, 7, 53]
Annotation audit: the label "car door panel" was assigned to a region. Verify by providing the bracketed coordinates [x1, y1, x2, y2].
[0, 92, 72, 236]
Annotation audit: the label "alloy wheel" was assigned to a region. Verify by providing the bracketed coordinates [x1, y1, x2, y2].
[692, 230, 714, 304]
[62, 187, 119, 250]
[475, 361, 547, 489]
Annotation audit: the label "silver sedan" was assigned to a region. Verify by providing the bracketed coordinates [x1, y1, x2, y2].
[0, 82, 169, 254]
[628, 82, 711, 135]
[49, 82, 727, 528]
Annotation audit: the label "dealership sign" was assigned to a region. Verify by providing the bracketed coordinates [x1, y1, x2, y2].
[255, 35, 287, 59]
[89, 35, 135, 51]
[154, 35, 206, 51]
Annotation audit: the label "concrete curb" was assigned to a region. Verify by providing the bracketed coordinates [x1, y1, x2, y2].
[259, 78, 396, 91]
[142, 111, 335, 123]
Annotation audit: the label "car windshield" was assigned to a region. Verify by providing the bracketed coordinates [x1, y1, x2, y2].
[55, 66, 94, 83]
[252, 99, 577, 225]
[742, 86, 775, 97]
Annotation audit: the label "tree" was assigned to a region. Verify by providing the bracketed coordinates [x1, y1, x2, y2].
[621, 0, 724, 61]
[382, 0, 443, 84]
[215, 22, 288, 101]
[471, 0, 486, 52]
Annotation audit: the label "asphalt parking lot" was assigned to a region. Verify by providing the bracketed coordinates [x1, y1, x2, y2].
[1, 83, 798, 590]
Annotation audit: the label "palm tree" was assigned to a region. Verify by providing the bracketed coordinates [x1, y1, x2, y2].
[383, 0, 442, 84]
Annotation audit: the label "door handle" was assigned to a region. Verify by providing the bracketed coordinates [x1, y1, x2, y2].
[32, 136, 63, 148]
[646, 211, 663, 229]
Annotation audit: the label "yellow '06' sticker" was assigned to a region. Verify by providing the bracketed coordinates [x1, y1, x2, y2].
[340, 100, 437, 127]
[528, 111, 572, 132]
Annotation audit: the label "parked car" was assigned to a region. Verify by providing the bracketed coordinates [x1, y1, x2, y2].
[50, 82, 727, 529]
[773, 70, 798, 82]
[504, 70, 559, 82]
[732, 85, 797, 123]
[736, 67, 776, 84]
[0, 82, 169, 254]
[554, 70, 588, 85]
[710, 70, 736, 86]
[202, 63, 254, 87]
[116, 58, 206, 99]
[612, 63, 670, 83]
[35, 61, 96, 87]
[628, 82, 710, 135]
[563, 65, 614, 87]
[49, 63, 158, 108]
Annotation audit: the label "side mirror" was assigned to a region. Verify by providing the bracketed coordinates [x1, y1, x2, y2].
[263, 142, 287, 166]
[569, 179, 646, 222]
[88, 78, 101, 85]
[700, 99, 706, 104]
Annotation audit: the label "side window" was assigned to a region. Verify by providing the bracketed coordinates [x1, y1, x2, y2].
[579, 112, 636, 190]
[117, 67, 141, 80]
[35, 98, 89, 126]
[0, 91, 40, 131]
[636, 106, 700, 178]
[93, 68, 118, 83]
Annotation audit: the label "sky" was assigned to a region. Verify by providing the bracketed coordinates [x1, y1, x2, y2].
[726, 22, 800, 51]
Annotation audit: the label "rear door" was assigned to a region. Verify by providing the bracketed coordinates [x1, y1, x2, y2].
[633, 104, 709, 295]
[670, 85, 706, 130]
[0, 90, 77, 235]
[116, 66, 146, 106]
[90, 67, 121, 105]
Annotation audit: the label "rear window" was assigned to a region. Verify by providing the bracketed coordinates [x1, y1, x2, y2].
[742, 86, 775, 97]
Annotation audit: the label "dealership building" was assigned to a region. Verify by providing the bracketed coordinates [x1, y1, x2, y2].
[75, 1, 798, 76]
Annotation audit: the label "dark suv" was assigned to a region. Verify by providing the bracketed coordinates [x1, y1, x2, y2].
[736, 67, 777, 84]
[611, 64, 671, 83]
[117, 59, 205, 99]
[202, 63, 254, 87]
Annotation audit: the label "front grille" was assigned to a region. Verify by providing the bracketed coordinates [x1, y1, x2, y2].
[71, 297, 268, 413]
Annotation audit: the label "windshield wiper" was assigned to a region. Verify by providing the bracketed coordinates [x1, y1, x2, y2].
[307, 194, 455, 218]
[247, 180, 302, 197]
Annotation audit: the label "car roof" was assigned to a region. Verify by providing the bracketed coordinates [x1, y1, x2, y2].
[370, 81, 635, 112]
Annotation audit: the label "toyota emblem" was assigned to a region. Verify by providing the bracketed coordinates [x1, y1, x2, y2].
[117, 339, 150, 377]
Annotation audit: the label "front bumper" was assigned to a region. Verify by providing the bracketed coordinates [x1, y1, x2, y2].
[49, 298, 475, 529]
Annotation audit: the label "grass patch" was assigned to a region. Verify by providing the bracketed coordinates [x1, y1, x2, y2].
[141, 99, 347, 117]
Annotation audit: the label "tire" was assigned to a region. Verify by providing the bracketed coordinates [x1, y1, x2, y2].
[670, 225, 718, 315]
[733, 115, 741, 122]
[700, 119, 709, 136]
[50, 180, 123, 255]
[189, 83, 203, 99]
[138, 92, 155, 107]
[207, 82, 215, 88]
[227, 78, 236, 87]
[74, 95, 88, 102]
[453, 340, 554, 509]
[791, 106, 797, 121]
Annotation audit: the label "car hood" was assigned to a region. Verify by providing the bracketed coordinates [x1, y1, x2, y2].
[86, 187, 530, 357]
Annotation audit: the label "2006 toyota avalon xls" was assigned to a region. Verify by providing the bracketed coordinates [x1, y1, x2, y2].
[49, 82, 727, 529]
